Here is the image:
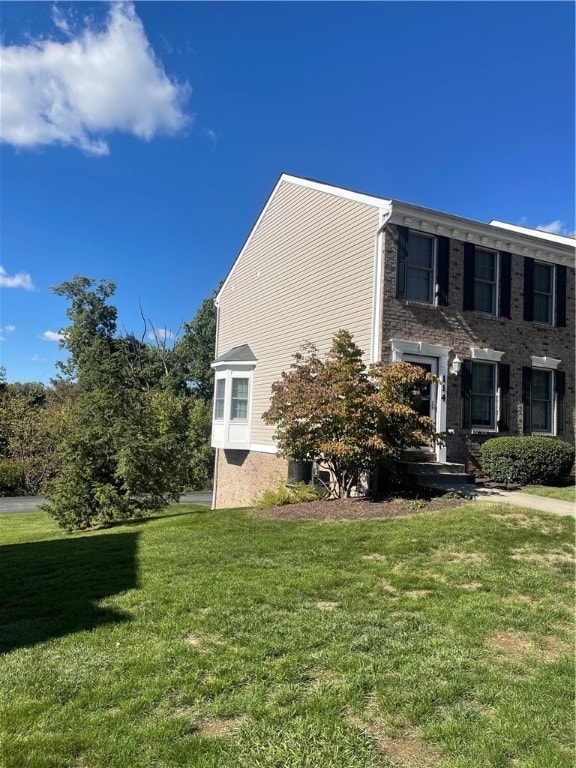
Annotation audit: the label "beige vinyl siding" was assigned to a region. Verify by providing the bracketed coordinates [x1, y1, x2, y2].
[217, 179, 380, 446]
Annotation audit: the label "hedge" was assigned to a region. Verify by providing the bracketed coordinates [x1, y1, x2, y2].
[0, 461, 27, 496]
[480, 436, 575, 485]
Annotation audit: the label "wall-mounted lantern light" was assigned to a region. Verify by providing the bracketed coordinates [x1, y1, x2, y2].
[450, 355, 463, 376]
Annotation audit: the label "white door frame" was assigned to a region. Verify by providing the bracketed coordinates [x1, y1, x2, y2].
[391, 340, 450, 462]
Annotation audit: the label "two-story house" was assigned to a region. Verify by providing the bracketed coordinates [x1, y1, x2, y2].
[211, 174, 575, 508]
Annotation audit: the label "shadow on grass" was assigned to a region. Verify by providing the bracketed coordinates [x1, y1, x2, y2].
[0, 531, 139, 653]
[116, 505, 212, 528]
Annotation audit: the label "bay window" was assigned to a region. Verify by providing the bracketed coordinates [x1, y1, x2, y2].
[211, 345, 256, 449]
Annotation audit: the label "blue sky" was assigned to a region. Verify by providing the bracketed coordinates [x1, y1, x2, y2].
[1, 1, 574, 384]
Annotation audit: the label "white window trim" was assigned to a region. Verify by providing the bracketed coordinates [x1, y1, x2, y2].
[214, 378, 226, 422]
[470, 361, 498, 432]
[405, 231, 437, 305]
[211, 363, 255, 449]
[532, 261, 556, 326]
[468, 351, 505, 432]
[530, 368, 555, 435]
[470, 347, 504, 363]
[530, 356, 561, 370]
[473, 248, 500, 317]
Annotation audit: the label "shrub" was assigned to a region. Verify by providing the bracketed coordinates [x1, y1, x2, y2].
[254, 482, 323, 510]
[0, 461, 26, 496]
[480, 437, 575, 485]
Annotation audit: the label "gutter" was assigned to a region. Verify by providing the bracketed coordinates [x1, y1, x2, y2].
[370, 205, 393, 363]
[211, 296, 220, 510]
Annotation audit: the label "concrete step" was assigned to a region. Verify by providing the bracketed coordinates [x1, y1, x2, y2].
[406, 462, 467, 476]
[415, 474, 472, 487]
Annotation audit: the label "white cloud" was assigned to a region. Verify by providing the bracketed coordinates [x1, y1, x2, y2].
[2, 325, 16, 333]
[0, 266, 35, 290]
[0, 2, 191, 155]
[536, 220, 576, 237]
[40, 330, 64, 342]
[148, 328, 175, 342]
[32, 354, 47, 362]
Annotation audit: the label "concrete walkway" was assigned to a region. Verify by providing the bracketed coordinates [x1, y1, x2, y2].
[461, 484, 575, 517]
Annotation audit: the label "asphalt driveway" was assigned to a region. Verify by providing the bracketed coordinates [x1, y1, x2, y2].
[0, 492, 212, 514]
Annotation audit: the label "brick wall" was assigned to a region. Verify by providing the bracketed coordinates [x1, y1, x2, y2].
[214, 449, 288, 509]
[381, 224, 575, 472]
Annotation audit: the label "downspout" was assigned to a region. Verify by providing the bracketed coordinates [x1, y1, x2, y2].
[370, 205, 393, 363]
[211, 296, 221, 510]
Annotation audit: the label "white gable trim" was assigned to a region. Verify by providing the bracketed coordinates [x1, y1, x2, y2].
[216, 174, 391, 306]
[279, 174, 391, 209]
[216, 175, 287, 306]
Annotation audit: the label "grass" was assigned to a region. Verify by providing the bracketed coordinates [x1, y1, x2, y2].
[1, 502, 574, 768]
[521, 484, 575, 503]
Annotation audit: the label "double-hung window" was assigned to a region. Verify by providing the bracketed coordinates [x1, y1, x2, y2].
[524, 258, 566, 327]
[522, 360, 565, 435]
[473, 248, 498, 315]
[396, 226, 450, 306]
[530, 369, 552, 432]
[230, 378, 249, 421]
[406, 233, 435, 304]
[532, 262, 554, 325]
[462, 349, 508, 431]
[463, 244, 511, 317]
[214, 379, 226, 421]
[470, 362, 496, 429]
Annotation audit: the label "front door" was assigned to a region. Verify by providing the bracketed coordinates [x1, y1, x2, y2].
[404, 355, 439, 456]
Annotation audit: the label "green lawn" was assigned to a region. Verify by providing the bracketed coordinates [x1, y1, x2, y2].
[1, 503, 574, 768]
[521, 484, 576, 503]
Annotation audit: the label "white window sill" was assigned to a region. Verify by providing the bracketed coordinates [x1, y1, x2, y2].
[402, 300, 437, 309]
[470, 310, 502, 321]
[470, 429, 498, 435]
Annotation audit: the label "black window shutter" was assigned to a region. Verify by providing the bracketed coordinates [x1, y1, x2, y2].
[555, 265, 567, 327]
[523, 258, 534, 321]
[463, 243, 475, 310]
[497, 363, 510, 431]
[555, 370, 565, 434]
[499, 251, 512, 318]
[461, 359, 473, 428]
[396, 225, 409, 299]
[522, 367, 532, 434]
[437, 236, 450, 306]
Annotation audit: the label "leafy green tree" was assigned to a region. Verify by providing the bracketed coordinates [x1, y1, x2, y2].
[43, 277, 192, 530]
[0, 382, 58, 494]
[263, 330, 439, 498]
[175, 288, 219, 401]
[186, 398, 214, 491]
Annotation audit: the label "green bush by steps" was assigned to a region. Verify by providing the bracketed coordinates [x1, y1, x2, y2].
[480, 436, 575, 485]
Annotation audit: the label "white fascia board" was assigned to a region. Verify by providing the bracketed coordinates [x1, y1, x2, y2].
[489, 220, 576, 248]
[215, 175, 286, 306]
[215, 174, 391, 306]
[279, 174, 392, 209]
[211, 360, 257, 370]
[391, 202, 575, 267]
